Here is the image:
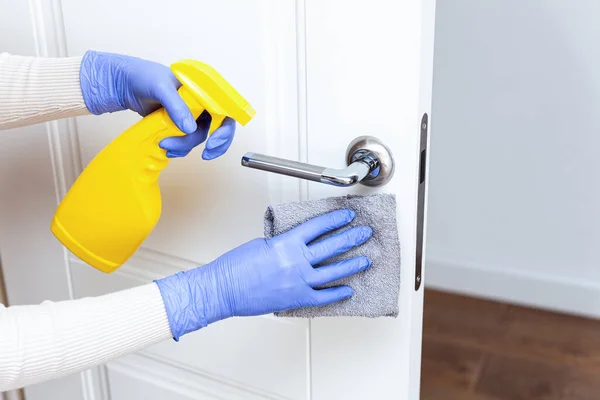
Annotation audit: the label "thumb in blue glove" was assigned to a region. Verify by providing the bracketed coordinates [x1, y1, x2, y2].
[155, 209, 373, 341]
[79, 50, 234, 160]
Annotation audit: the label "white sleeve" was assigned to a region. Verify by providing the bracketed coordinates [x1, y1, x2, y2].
[0, 282, 173, 391]
[0, 53, 91, 130]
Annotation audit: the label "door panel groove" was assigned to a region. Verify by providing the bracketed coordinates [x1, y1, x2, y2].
[294, 1, 311, 398]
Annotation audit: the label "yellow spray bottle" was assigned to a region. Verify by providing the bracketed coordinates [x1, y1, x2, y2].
[51, 59, 255, 273]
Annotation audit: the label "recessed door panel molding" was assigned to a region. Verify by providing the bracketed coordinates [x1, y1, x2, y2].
[107, 353, 279, 400]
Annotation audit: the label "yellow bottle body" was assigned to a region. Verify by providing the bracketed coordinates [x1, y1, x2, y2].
[51, 60, 255, 273]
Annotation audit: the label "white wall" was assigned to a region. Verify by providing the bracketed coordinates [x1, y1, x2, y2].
[426, 0, 600, 318]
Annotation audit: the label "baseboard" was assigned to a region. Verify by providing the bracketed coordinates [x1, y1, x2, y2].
[425, 256, 600, 319]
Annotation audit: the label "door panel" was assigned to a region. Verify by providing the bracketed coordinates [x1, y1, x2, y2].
[0, 0, 435, 399]
[60, 0, 301, 262]
[59, 0, 310, 398]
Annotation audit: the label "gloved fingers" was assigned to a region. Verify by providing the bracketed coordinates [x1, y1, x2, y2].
[152, 80, 197, 134]
[159, 111, 211, 158]
[202, 117, 236, 160]
[307, 256, 371, 287]
[306, 226, 372, 265]
[285, 209, 356, 244]
[160, 130, 209, 158]
[310, 286, 354, 306]
[165, 150, 190, 158]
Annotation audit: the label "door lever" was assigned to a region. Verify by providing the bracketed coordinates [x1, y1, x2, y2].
[241, 136, 394, 187]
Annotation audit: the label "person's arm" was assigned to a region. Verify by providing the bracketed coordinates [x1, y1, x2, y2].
[0, 210, 372, 390]
[0, 53, 90, 129]
[0, 50, 236, 160]
[0, 283, 171, 391]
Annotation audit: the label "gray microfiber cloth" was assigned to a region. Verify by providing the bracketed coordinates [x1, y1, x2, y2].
[264, 193, 401, 318]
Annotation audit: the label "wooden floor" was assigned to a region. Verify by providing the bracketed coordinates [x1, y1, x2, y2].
[420, 290, 600, 400]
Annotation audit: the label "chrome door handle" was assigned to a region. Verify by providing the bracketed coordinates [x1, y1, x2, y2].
[241, 136, 394, 187]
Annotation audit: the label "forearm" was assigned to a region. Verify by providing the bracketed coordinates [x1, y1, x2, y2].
[0, 282, 172, 391]
[0, 53, 90, 130]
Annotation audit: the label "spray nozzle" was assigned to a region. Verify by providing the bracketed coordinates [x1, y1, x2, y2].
[170, 60, 256, 133]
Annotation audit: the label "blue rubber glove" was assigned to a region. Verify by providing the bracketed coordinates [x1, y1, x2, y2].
[79, 50, 235, 160]
[155, 209, 372, 340]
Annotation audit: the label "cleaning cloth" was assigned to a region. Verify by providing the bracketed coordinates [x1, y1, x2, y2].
[264, 193, 401, 318]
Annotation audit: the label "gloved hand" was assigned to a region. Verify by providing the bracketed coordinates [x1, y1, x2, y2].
[155, 209, 372, 340]
[79, 50, 234, 160]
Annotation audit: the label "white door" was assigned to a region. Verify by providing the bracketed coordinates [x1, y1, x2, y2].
[0, 0, 436, 399]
